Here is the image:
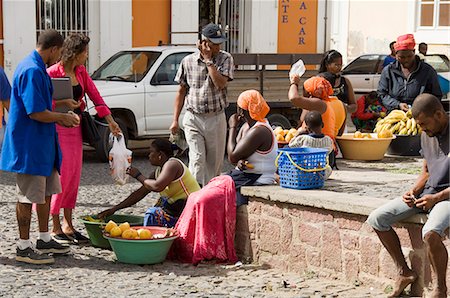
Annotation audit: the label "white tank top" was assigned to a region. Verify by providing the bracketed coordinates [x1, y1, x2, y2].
[242, 120, 277, 184]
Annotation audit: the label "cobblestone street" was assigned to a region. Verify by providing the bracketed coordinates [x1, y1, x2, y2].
[0, 146, 410, 297]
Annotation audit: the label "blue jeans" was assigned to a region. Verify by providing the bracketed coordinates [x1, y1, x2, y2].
[226, 169, 262, 207]
[367, 196, 450, 239]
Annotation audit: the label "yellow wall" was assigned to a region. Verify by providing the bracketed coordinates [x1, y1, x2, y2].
[132, 0, 171, 47]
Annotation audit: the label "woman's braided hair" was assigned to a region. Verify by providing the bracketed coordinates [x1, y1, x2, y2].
[61, 33, 90, 64]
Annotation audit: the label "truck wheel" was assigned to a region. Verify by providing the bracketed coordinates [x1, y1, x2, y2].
[267, 114, 291, 129]
[95, 118, 129, 162]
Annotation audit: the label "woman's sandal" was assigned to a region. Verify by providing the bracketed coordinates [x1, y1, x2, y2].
[66, 231, 90, 244]
[52, 233, 73, 244]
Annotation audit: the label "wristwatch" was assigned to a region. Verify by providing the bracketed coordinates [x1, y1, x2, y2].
[205, 60, 214, 67]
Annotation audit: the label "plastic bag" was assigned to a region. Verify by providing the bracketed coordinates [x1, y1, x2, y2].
[289, 59, 306, 80]
[169, 130, 188, 151]
[108, 134, 132, 185]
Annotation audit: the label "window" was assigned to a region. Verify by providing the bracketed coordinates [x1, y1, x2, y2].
[151, 52, 192, 85]
[342, 55, 381, 75]
[424, 54, 450, 72]
[36, 0, 89, 39]
[36, 0, 90, 69]
[439, 1, 450, 26]
[418, 0, 450, 27]
[91, 51, 161, 82]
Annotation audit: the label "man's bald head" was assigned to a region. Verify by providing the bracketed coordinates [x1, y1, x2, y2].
[411, 94, 444, 118]
[412, 93, 448, 137]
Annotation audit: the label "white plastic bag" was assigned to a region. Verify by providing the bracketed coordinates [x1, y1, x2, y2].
[169, 130, 188, 151]
[289, 59, 306, 80]
[108, 134, 132, 185]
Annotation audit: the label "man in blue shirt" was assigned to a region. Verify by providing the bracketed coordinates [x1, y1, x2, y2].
[0, 66, 11, 157]
[382, 41, 397, 68]
[0, 29, 80, 264]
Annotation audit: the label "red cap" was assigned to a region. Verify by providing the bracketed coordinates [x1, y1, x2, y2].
[394, 34, 416, 51]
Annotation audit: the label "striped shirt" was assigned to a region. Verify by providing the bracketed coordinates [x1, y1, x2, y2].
[289, 134, 334, 154]
[289, 134, 334, 179]
[175, 51, 234, 114]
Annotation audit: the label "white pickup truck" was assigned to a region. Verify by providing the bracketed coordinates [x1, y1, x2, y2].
[88, 46, 196, 161]
[88, 47, 324, 161]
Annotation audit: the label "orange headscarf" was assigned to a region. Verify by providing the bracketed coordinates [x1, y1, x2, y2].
[303, 77, 333, 101]
[237, 90, 270, 122]
[394, 34, 415, 52]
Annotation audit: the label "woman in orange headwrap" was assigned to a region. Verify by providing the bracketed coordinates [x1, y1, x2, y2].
[227, 89, 277, 206]
[289, 76, 344, 170]
[289, 75, 345, 140]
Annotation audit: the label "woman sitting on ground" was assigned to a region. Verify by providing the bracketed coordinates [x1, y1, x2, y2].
[98, 138, 200, 227]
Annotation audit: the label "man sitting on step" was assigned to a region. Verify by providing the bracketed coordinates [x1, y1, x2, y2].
[367, 93, 449, 298]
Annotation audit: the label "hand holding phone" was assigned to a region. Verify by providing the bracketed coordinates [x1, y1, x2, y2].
[197, 39, 212, 61]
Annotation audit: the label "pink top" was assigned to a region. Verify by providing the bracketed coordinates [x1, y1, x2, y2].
[47, 63, 111, 118]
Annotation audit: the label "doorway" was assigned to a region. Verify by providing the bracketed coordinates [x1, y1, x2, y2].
[199, 0, 249, 53]
[35, 0, 90, 67]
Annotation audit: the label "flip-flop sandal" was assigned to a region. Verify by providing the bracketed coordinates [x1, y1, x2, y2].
[52, 233, 73, 244]
[66, 231, 90, 244]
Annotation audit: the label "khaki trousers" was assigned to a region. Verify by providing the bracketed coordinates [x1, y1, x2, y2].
[182, 110, 226, 186]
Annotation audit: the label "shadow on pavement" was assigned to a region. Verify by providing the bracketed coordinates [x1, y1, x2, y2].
[0, 253, 271, 276]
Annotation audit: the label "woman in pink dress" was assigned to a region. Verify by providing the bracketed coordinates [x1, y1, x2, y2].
[171, 175, 237, 265]
[47, 33, 121, 243]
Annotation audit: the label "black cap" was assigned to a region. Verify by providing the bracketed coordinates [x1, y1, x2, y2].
[201, 23, 227, 44]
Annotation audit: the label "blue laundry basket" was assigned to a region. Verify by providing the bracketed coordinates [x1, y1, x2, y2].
[276, 147, 328, 190]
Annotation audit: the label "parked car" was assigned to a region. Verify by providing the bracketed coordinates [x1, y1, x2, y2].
[342, 53, 450, 98]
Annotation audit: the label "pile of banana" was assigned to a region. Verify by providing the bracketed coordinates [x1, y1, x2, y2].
[374, 109, 421, 136]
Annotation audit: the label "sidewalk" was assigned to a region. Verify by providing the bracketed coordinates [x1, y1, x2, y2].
[328, 156, 423, 199]
[0, 154, 423, 297]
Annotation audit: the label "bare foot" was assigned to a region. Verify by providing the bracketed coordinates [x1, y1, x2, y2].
[428, 287, 448, 298]
[388, 271, 418, 298]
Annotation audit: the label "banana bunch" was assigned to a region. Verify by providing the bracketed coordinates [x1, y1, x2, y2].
[374, 109, 422, 136]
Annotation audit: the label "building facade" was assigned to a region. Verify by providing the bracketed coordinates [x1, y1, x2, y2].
[1, 0, 449, 79]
